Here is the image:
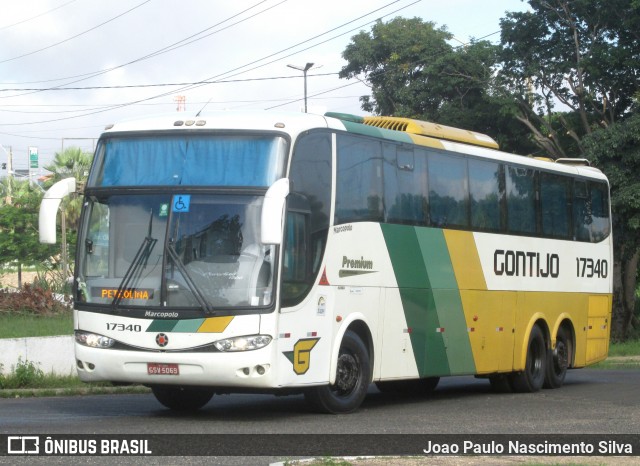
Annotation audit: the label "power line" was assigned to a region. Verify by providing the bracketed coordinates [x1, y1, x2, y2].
[0, 0, 152, 65]
[0, 0, 280, 89]
[151, 0, 417, 116]
[0, 0, 413, 125]
[0, 72, 338, 92]
[0, 94, 362, 116]
[5, 0, 496, 126]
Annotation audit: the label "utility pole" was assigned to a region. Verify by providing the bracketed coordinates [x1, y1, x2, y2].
[287, 63, 314, 113]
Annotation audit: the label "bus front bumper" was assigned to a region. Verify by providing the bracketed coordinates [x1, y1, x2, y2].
[74, 343, 278, 389]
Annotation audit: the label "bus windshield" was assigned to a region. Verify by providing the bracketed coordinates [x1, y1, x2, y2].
[77, 193, 275, 311]
[88, 134, 287, 187]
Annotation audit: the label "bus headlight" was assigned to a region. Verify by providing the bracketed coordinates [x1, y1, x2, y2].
[75, 331, 115, 348]
[214, 335, 272, 352]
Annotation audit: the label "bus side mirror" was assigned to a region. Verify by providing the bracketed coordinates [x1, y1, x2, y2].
[261, 178, 289, 245]
[39, 177, 77, 244]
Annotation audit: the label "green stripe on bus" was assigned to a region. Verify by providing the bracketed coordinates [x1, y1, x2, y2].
[146, 320, 179, 332]
[380, 224, 449, 377]
[381, 224, 476, 377]
[415, 228, 476, 375]
[173, 318, 205, 332]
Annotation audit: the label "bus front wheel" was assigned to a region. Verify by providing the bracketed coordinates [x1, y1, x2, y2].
[151, 386, 214, 411]
[509, 325, 547, 393]
[305, 331, 371, 414]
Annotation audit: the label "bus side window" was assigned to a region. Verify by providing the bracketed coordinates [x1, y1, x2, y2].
[506, 167, 537, 235]
[335, 135, 383, 224]
[573, 180, 591, 241]
[284, 131, 332, 307]
[540, 172, 571, 239]
[427, 152, 469, 228]
[589, 182, 610, 242]
[384, 145, 429, 226]
[281, 210, 309, 305]
[573, 180, 611, 242]
[469, 159, 502, 232]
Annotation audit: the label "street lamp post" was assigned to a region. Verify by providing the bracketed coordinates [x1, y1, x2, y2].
[287, 62, 314, 113]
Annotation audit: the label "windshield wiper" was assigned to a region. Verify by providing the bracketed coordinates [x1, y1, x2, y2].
[111, 210, 157, 311]
[165, 243, 215, 316]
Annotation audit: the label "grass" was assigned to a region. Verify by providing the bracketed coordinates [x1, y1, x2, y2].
[0, 358, 150, 398]
[607, 338, 640, 356]
[0, 312, 73, 338]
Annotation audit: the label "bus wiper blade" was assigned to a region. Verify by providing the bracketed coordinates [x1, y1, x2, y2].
[111, 235, 157, 311]
[165, 244, 215, 316]
[111, 209, 157, 311]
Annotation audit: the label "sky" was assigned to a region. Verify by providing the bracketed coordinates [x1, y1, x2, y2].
[0, 0, 529, 175]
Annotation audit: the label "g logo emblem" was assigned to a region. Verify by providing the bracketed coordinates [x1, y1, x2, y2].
[283, 338, 320, 375]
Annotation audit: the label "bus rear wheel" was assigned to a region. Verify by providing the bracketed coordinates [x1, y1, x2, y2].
[509, 325, 546, 393]
[305, 331, 371, 414]
[544, 326, 571, 389]
[151, 386, 214, 411]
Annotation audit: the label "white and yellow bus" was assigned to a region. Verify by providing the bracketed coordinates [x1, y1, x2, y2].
[40, 111, 612, 413]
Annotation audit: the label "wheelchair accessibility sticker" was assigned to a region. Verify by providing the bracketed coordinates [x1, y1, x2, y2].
[172, 195, 191, 212]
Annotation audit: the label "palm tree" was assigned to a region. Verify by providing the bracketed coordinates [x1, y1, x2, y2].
[44, 147, 93, 231]
[44, 146, 93, 181]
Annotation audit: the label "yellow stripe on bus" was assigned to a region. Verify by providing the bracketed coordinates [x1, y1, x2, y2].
[198, 316, 234, 333]
[443, 230, 487, 291]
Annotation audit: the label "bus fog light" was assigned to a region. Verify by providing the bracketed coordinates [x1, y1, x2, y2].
[75, 331, 115, 348]
[256, 365, 265, 375]
[214, 335, 272, 352]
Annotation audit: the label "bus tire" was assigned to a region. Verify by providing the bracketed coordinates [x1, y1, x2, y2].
[151, 386, 214, 411]
[305, 331, 371, 414]
[375, 377, 439, 394]
[509, 325, 546, 393]
[544, 326, 571, 389]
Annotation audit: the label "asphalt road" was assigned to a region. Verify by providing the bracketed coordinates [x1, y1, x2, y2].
[1, 369, 638, 464]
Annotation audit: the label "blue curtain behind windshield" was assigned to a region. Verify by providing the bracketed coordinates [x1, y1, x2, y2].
[99, 136, 282, 187]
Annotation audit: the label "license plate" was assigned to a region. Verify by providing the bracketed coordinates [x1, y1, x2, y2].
[147, 363, 179, 375]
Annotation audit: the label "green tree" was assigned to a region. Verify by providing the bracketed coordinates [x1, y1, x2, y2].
[1, 176, 31, 206]
[0, 180, 54, 288]
[499, 0, 640, 158]
[339, 17, 538, 154]
[583, 113, 640, 339]
[340, 17, 453, 117]
[500, 0, 640, 339]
